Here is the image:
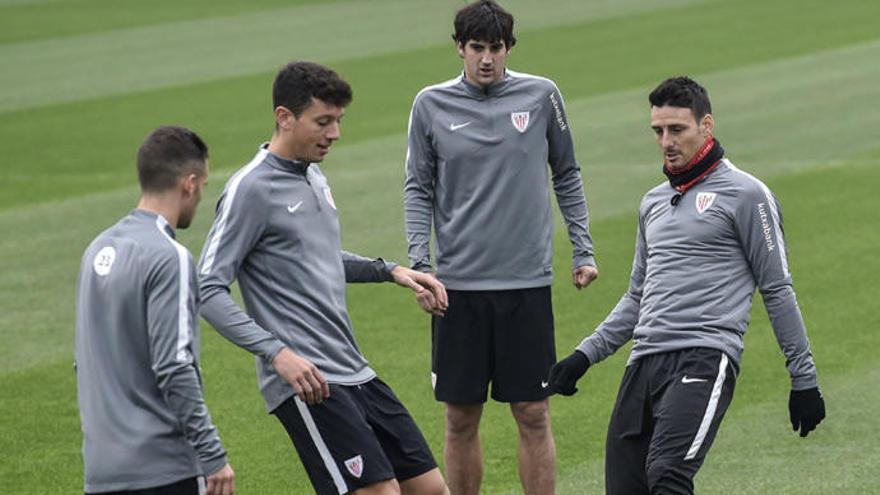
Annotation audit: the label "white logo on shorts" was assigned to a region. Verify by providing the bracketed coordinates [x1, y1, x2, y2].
[344, 455, 364, 478]
[93, 246, 116, 276]
[681, 376, 708, 384]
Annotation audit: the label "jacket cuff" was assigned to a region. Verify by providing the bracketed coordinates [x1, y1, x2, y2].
[573, 255, 596, 271]
[201, 452, 228, 477]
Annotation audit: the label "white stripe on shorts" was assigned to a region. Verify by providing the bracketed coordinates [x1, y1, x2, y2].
[684, 353, 729, 460]
[294, 396, 348, 494]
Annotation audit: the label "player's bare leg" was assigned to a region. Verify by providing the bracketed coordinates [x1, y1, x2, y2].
[444, 403, 484, 495]
[399, 468, 449, 495]
[352, 478, 400, 495]
[511, 400, 555, 495]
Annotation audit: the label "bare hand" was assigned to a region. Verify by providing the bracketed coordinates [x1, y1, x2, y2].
[206, 463, 235, 495]
[272, 347, 330, 404]
[572, 265, 598, 290]
[391, 266, 449, 316]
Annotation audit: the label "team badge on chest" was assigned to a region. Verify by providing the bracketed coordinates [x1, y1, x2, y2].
[323, 186, 337, 210]
[695, 192, 717, 214]
[344, 455, 364, 478]
[510, 111, 530, 133]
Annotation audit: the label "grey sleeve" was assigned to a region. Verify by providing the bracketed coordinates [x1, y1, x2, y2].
[198, 186, 286, 362]
[341, 250, 397, 283]
[576, 212, 646, 364]
[403, 95, 436, 272]
[735, 186, 817, 390]
[146, 252, 227, 475]
[546, 83, 596, 270]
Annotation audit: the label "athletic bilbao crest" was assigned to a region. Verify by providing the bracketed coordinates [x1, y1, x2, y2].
[323, 186, 337, 210]
[510, 111, 530, 133]
[344, 455, 364, 478]
[695, 192, 717, 214]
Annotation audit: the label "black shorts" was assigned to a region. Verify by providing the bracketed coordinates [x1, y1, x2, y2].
[273, 377, 437, 495]
[86, 477, 202, 495]
[431, 286, 556, 403]
[605, 348, 738, 495]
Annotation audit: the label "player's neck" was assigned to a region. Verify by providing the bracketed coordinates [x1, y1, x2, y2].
[137, 194, 180, 229]
[267, 134, 308, 163]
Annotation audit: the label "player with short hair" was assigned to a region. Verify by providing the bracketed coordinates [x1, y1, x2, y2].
[403, 1, 598, 493]
[75, 126, 235, 495]
[549, 76, 826, 494]
[198, 61, 449, 495]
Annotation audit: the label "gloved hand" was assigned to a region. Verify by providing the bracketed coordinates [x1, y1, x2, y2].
[548, 351, 590, 396]
[789, 387, 825, 437]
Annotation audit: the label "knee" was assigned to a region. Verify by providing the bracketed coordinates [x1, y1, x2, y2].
[352, 479, 401, 495]
[645, 457, 694, 495]
[511, 400, 550, 434]
[445, 404, 482, 439]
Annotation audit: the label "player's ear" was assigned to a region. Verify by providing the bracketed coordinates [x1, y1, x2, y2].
[275, 106, 295, 130]
[701, 113, 714, 137]
[181, 172, 198, 196]
[456, 40, 466, 59]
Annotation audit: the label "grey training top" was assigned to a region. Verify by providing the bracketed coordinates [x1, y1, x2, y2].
[577, 160, 818, 389]
[404, 70, 595, 290]
[198, 146, 396, 413]
[75, 209, 227, 493]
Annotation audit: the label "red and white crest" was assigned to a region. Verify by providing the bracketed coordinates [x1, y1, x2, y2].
[695, 192, 717, 214]
[323, 186, 337, 210]
[510, 111, 530, 133]
[344, 455, 363, 478]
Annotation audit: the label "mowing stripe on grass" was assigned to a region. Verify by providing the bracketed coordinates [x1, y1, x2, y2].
[0, 0, 713, 112]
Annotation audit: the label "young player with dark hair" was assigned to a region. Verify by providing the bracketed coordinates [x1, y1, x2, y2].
[199, 61, 449, 495]
[75, 126, 235, 495]
[549, 76, 826, 494]
[404, 2, 598, 493]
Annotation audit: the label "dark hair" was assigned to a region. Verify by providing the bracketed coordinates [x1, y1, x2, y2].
[649, 76, 712, 121]
[273, 61, 353, 117]
[452, 0, 516, 48]
[136, 126, 208, 193]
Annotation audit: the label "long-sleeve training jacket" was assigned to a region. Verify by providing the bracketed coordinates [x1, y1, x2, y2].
[404, 70, 595, 290]
[75, 209, 227, 493]
[577, 159, 817, 389]
[198, 147, 396, 412]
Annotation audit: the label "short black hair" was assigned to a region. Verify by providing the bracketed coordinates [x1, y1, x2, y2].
[649, 76, 712, 121]
[136, 126, 208, 193]
[452, 0, 516, 48]
[273, 61, 353, 117]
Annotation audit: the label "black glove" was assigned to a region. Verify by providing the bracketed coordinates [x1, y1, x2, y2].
[548, 351, 590, 396]
[789, 387, 825, 437]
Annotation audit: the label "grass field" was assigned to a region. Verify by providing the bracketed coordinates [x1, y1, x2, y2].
[1, 0, 878, 493]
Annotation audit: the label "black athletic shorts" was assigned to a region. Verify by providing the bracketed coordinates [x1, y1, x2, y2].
[431, 286, 556, 403]
[273, 377, 437, 495]
[605, 347, 738, 495]
[86, 477, 203, 495]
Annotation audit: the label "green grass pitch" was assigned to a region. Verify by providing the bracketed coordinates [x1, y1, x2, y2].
[1, 0, 878, 493]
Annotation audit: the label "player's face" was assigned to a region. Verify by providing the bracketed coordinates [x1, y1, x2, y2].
[178, 164, 208, 229]
[458, 39, 509, 87]
[650, 105, 714, 171]
[282, 98, 344, 163]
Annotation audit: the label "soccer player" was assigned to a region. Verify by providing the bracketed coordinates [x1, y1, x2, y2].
[75, 126, 235, 495]
[198, 61, 449, 495]
[403, 1, 598, 493]
[549, 76, 826, 494]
